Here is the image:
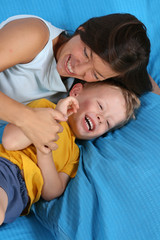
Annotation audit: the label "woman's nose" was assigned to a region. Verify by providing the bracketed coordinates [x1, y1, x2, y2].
[74, 61, 92, 76]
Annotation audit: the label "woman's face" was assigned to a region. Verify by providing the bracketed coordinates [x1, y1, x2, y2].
[56, 35, 119, 82]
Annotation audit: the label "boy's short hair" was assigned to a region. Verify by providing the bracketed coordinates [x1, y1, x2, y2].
[76, 79, 140, 130]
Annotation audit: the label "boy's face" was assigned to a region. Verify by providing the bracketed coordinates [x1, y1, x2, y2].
[68, 83, 127, 140]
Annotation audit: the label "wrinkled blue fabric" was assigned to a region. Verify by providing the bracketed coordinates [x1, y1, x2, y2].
[0, 124, 7, 143]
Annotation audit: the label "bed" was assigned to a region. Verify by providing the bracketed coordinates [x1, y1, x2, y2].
[0, 0, 160, 239]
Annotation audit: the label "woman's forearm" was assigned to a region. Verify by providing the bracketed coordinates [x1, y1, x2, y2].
[0, 91, 30, 125]
[149, 75, 160, 95]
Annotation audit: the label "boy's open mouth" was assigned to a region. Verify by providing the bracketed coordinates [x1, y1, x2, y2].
[85, 115, 94, 131]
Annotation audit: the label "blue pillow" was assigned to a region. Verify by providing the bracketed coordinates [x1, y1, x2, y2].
[33, 92, 160, 239]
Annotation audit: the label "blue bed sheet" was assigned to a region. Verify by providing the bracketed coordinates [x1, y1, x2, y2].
[0, 0, 160, 239]
[0, 212, 53, 239]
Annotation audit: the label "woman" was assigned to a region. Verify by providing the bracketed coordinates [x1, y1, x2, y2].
[0, 13, 159, 153]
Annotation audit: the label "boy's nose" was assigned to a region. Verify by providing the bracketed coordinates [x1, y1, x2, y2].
[97, 114, 104, 123]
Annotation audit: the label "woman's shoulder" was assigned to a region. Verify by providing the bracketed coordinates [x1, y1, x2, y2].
[0, 15, 49, 32]
[0, 15, 64, 69]
[0, 15, 50, 68]
[0, 15, 63, 39]
[0, 15, 51, 48]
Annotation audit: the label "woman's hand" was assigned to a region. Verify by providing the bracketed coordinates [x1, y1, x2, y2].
[18, 107, 67, 153]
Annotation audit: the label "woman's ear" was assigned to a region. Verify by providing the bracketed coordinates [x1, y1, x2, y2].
[69, 83, 83, 97]
[78, 26, 85, 31]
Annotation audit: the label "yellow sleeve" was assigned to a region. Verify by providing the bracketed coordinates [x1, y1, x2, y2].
[27, 98, 56, 109]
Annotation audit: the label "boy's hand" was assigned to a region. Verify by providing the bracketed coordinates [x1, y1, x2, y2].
[56, 96, 79, 118]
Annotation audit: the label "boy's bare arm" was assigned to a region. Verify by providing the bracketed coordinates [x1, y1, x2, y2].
[2, 124, 70, 199]
[36, 149, 70, 200]
[2, 123, 31, 150]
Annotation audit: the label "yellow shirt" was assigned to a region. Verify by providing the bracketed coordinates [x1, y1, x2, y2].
[0, 99, 79, 213]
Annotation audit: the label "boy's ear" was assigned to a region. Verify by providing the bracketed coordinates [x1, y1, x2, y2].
[69, 83, 83, 97]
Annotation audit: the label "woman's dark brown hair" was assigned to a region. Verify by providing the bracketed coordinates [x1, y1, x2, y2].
[75, 13, 152, 96]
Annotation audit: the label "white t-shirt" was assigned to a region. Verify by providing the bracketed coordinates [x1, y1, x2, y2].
[0, 15, 73, 106]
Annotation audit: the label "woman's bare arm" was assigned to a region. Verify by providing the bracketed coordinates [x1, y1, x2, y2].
[0, 18, 68, 152]
[149, 75, 160, 95]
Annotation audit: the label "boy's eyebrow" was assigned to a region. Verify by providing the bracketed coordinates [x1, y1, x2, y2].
[90, 50, 105, 79]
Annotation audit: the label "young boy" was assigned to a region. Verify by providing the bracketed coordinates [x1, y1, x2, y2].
[0, 81, 140, 225]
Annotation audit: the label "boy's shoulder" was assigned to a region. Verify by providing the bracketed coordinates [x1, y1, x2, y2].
[27, 98, 56, 109]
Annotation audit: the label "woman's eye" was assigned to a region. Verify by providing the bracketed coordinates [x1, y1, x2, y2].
[84, 47, 88, 58]
[94, 73, 99, 80]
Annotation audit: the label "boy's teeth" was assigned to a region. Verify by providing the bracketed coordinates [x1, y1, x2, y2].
[85, 116, 93, 130]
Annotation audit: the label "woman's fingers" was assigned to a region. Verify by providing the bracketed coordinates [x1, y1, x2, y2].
[19, 107, 66, 153]
[40, 142, 58, 154]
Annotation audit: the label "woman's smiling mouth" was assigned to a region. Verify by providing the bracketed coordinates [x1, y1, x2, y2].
[66, 55, 74, 74]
